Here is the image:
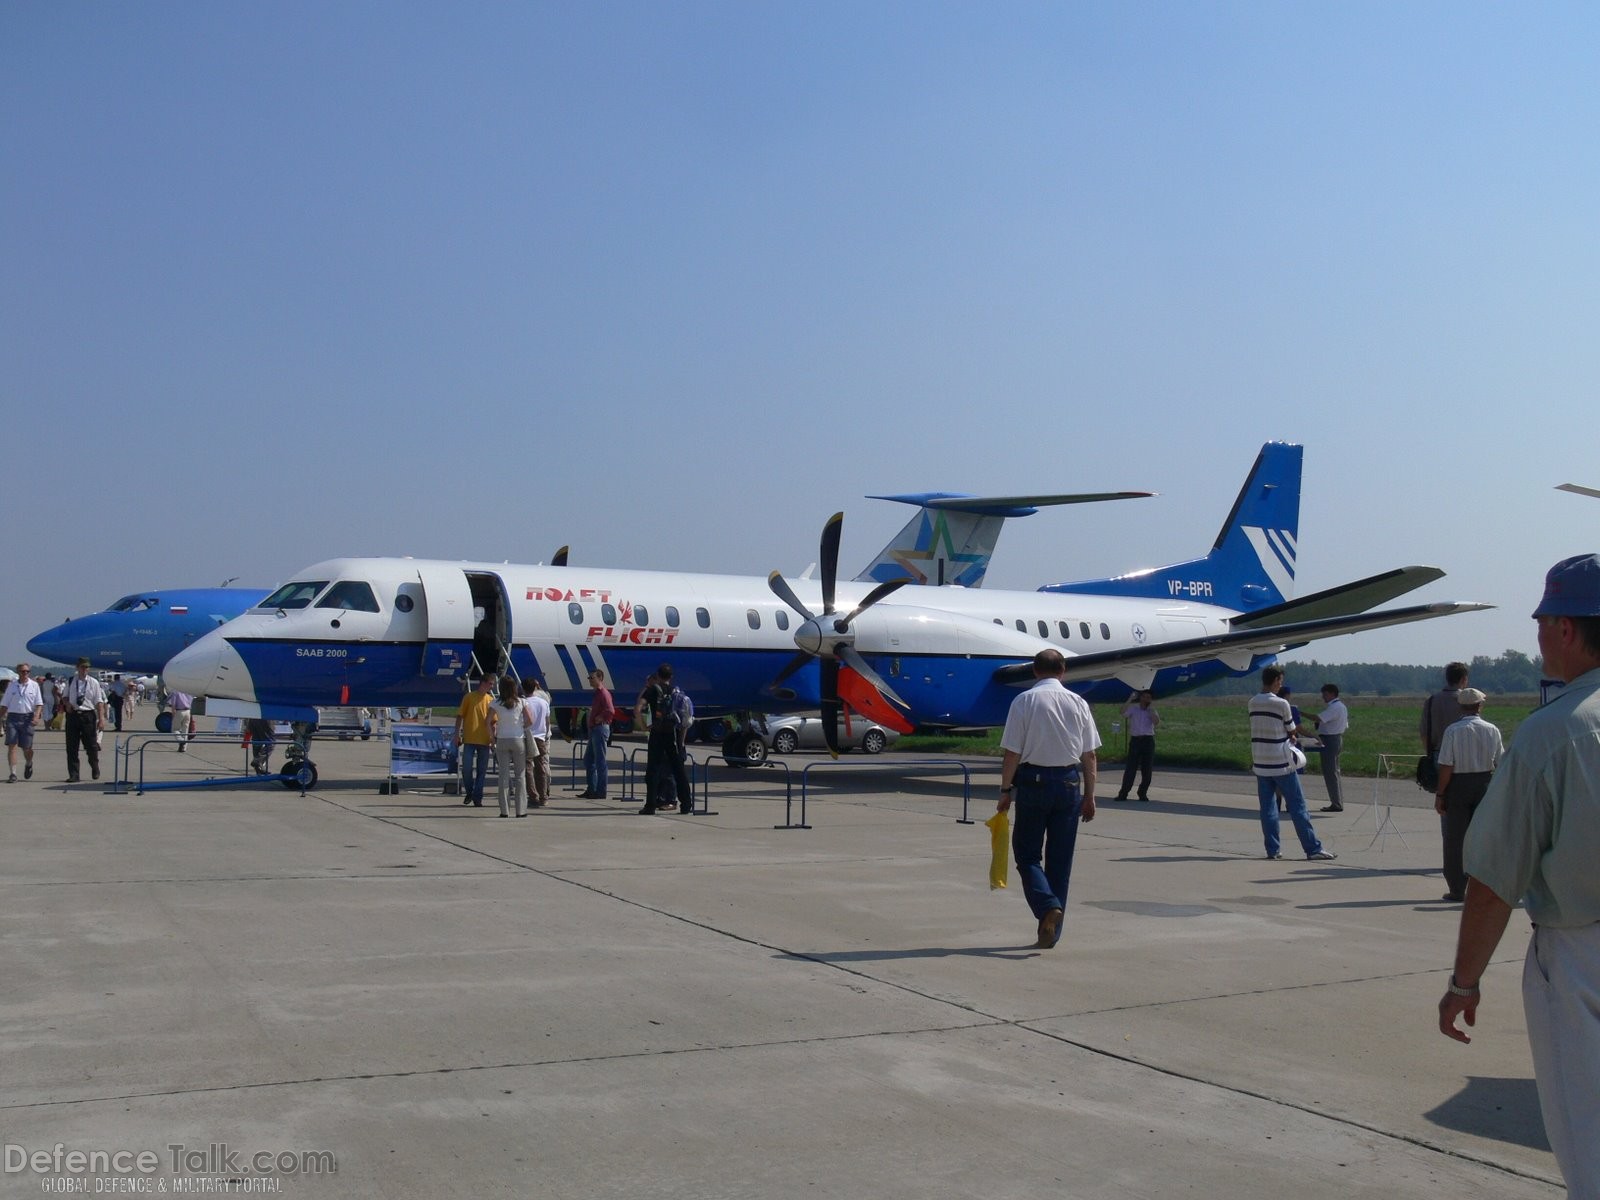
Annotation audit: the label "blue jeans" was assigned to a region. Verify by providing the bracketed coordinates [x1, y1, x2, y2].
[1256, 772, 1323, 857]
[462, 742, 490, 803]
[1010, 767, 1084, 937]
[586, 723, 610, 795]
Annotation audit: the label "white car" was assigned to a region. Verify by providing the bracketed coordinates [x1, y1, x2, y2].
[760, 712, 899, 755]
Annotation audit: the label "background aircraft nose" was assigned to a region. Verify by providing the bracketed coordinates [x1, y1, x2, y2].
[26, 613, 119, 668]
[24, 622, 76, 664]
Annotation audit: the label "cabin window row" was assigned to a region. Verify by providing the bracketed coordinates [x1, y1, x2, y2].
[995, 617, 1112, 641]
[565, 604, 713, 630]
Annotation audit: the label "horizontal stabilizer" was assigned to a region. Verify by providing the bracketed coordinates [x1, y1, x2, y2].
[867, 491, 1154, 517]
[1227, 566, 1445, 631]
[1557, 483, 1600, 499]
[859, 489, 1153, 588]
[992, 601, 1493, 688]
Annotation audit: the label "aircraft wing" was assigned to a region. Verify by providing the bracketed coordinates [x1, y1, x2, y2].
[1225, 566, 1445, 630]
[991, 601, 1493, 689]
[1557, 483, 1600, 499]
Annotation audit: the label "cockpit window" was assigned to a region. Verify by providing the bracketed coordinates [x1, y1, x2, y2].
[259, 581, 329, 610]
[315, 581, 380, 613]
[109, 596, 159, 613]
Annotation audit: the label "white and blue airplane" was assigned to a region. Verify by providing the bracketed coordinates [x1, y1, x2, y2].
[27, 586, 272, 673]
[23, 491, 1128, 679]
[162, 444, 1490, 751]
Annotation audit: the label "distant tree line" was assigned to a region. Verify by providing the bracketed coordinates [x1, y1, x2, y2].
[1187, 649, 1544, 697]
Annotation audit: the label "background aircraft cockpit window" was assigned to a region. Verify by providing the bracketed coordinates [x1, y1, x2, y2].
[259, 581, 329, 610]
[110, 596, 159, 613]
[696, 607, 710, 628]
[315, 582, 380, 613]
[634, 605, 649, 625]
[602, 603, 616, 625]
[665, 606, 680, 628]
[567, 602, 583, 625]
[747, 609, 760, 630]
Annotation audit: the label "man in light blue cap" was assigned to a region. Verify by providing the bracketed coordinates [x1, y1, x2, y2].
[1437, 553, 1600, 1195]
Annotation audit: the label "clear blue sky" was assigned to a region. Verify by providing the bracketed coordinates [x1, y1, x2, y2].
[5, 1, 1598, 671]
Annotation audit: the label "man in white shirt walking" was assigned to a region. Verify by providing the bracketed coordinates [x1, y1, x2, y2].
[2, 663, 44, 783]
[62, 658, 107, 782]
[996, 649, 1101, 950]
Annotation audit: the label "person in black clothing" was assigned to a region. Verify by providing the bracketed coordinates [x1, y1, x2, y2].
[634, 664, 693, 815]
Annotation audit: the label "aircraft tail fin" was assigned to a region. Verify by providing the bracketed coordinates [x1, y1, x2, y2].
[1041, 442, 1303, 612]
[857, 490, 1152, 589]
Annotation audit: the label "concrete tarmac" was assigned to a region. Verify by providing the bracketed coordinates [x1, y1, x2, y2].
[0, 722, 1564, 1197]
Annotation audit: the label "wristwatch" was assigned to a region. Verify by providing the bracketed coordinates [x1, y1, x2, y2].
[1447, 974, 1480, 997]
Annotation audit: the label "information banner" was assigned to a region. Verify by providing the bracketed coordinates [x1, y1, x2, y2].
[390, 724, 458, 778]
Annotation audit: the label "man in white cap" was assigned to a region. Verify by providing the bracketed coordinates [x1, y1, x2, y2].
[1432, 687, 1502, 903]
[1438, 552, 1600, 1196]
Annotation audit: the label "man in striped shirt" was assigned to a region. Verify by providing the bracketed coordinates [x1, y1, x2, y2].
[1248, 665, 1336, 862]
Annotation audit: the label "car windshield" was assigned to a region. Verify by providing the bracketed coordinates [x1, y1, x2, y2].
[258, 581, 329, 610]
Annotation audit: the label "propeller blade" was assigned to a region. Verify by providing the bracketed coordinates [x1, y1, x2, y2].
[768, 651, 813, 695]
[821, 659, 841, 757]
[842, 577, 908, 626]
[768, 571, 815, 620]
[819, 512, 843, 614]
[837, 645, 908, 710]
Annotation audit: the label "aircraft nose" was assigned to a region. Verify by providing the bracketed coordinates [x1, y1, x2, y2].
[25, 622, 73, 663]
[163, 632, 248, 699]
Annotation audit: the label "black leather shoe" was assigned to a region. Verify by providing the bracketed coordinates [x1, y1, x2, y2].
[1319, 805, 1343, 812]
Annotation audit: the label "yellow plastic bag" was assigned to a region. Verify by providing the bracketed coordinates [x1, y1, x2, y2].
[984, 810, 1010, 890]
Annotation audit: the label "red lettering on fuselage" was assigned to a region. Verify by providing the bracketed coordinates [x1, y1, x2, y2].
[526, 586, 616, 603]
[585, 626, 679, 646]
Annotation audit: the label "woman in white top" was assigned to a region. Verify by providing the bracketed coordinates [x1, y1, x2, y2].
[491, 676, 529, 818]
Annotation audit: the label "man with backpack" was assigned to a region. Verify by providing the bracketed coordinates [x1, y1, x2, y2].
[635, 663, 694, 815]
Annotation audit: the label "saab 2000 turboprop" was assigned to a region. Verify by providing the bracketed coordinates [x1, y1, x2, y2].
[162, 443, 1490, 752]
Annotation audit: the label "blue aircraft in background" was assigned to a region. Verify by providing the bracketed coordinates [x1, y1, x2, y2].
[27, 586, 271, 674]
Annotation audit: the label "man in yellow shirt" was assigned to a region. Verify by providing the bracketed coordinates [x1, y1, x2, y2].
[454, 674, 496, 808]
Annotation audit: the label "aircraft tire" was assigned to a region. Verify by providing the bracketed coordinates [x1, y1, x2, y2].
[281, 761, 318, 790]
